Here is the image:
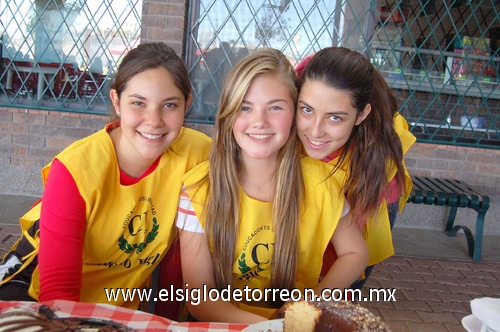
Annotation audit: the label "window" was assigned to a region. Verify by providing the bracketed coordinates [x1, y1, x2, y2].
[0, 0, 141, 114]
[185, 0, 499, 148]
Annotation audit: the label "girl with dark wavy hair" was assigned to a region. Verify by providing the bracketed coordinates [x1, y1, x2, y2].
[296, 46, 415, 289]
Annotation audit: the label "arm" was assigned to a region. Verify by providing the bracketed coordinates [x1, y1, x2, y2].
[38, 159, 86, 302]
[177, 191, 266, 323]
[314, 213, 368, 293]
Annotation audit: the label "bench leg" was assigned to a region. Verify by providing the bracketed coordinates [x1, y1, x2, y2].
[472, 209, 487, 262]
[445, 208, 486, 262]
[446, 225, 475, 259]
[445, 206, 458, 232]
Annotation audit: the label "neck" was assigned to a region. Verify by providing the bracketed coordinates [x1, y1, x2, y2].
[109, 127, 156, 178]
[239, 157, 278, 202]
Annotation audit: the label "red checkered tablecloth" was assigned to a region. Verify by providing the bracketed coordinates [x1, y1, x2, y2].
[0, 300, 250, 331]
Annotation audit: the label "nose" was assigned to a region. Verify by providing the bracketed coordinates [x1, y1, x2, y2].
[250, 109, 268, 127]
[144, 106, 164, 126]
[309, 116, 325, 138]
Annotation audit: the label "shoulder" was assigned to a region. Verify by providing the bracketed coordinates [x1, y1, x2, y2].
[173, 127, 212, 150]
[393, 113, 416, 153]
[182, 160, 210, 187]
[168, 127, 211, 165]
[301, 156, 343, 192]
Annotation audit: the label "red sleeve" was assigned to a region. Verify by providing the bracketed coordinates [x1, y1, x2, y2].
[38, 159, 86, 302]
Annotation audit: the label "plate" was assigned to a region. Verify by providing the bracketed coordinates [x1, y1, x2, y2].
[462, 314, 482, 332]
[242, 319, 283, 332]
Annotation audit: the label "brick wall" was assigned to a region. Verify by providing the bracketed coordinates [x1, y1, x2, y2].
[1, 107, 498, 198]
[405, 142, 500, 197]
[141, 0, 189, 54]
[1, 0, 498, 200]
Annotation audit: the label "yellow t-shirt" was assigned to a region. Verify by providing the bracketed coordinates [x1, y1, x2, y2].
[30, 126, 211, 309]
[182, 156, 345, 318]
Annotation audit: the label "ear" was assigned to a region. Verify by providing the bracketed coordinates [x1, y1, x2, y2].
[354, 104, 371, 126]
[184, 94, 193, 113]
[110, 89, 120, 116]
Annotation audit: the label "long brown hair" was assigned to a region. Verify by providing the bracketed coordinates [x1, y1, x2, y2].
[205, 48, 303, 307]
[299, 46, 405, 225]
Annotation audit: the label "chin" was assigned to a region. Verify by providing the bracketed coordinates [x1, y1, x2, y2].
[303, 148, 326, 160]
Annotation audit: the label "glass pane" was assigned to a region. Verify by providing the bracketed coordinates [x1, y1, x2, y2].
[185, 0, 499, 148]
[185, 0, 344, 122]
[1, 0, 141, 114]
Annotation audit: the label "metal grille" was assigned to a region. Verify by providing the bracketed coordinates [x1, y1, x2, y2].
[0, 0, 141, 114]
[185, 0, 499, 149]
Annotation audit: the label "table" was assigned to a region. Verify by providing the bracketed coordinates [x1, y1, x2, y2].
[5, 65, 60, 101]
[0, 300, 249, 331]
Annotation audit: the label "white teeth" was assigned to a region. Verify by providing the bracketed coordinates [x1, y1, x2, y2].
[309, 138, 326, 146]
[248, 134, 272, 139]
[141, 132, 164, 140]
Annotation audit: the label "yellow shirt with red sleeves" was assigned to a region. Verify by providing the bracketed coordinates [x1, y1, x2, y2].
[30, 126, 211, 309]
[181, 156, 345, 318]
[326, 113, 416, 267]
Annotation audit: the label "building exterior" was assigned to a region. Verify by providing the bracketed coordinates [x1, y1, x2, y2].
[1, 0, 498, 207]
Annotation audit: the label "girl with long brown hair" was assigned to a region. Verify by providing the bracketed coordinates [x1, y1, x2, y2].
[295, 46, 416, 289]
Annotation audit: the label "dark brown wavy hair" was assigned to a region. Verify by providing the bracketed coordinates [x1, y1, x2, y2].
[299, 46, 405, 225]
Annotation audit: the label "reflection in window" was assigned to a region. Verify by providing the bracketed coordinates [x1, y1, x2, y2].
[1, 0, 141, 114]
[185, 0, 350, 121]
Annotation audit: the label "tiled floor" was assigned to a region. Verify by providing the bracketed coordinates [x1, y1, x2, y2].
[1, 194, 499, 331]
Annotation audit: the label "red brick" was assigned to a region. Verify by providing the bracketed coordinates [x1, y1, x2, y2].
[10, 156, 45, 167]
[408, 257, 442, 268]
[385, 321, 411, 332]
[401, 290, 441, 302]
[466, 152, 494, 162]
[427, 301, 470, 314]
[421, 275, 459, 286]
[413, 281, 452, 293]
[460, 269, 498, 280]
[436, 292, 475, 303]
[387, 271, 427, 282]
[405, 321, 450, 331]
[435, 148, 467, 160]
[429, 267, 464, 277]
[417, 311, 457, 322]
[378, 279, 420, 291]
[13, 112, 46, 125]
[45, 136, 76, 149]
[378, 307, 423, 322]
[393, 299, 433, 312]
[451, 285, 488, 296]
[46, 114, 81, 127]
[12, 134, 45, 147]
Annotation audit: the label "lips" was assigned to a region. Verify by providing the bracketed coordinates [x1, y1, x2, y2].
[306, 136, 329, 148]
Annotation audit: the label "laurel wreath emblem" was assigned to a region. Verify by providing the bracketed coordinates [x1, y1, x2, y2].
[118, 217, 159, 254]
[238, 253, 251, 273]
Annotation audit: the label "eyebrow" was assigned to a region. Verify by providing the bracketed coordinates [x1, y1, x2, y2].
[298, 100, 350, 116]
[242, 98, 290, 105]
[127, 94, 181, 102]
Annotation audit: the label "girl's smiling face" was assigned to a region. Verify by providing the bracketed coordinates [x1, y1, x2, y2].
[232, 74, 295, 163]
[296, 79, 370, 160]
[110, 66, 188, 165]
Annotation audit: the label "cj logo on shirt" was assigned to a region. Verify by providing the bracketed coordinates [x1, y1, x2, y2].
[118, 196, 159, 254]
[237, 225, 274, 281]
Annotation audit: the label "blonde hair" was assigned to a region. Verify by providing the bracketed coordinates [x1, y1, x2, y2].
[205, 48, 303, 307]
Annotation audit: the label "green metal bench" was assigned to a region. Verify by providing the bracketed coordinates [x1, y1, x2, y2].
[407, 176, 490, 262]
